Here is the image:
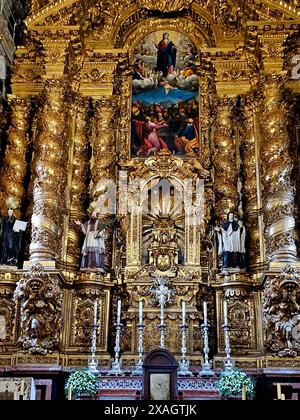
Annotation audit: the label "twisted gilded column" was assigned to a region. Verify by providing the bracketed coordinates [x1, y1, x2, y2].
[30, 79, 69, 263]
[199, 71, 213, 171]
[213, 97, 239, 222]
[1, 97, 30, 216]
[260, 75, 297, 263]
[65, 98, 90, 268]
[240, 95, 264, 268]
[91, 98, 117, 268]
[116, 65, 132, 162]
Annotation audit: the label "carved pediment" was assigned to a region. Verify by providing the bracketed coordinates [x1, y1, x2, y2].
[25, 0, 300, 30]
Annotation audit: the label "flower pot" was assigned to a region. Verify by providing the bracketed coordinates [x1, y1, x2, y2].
[76, 394, 96, 400]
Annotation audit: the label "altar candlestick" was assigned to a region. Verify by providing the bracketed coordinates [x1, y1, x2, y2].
[68, 385, 72, 401]
[223, 300, 228, 325]
[93, 301, 98, 326]
[117, 300, 122, 324]
[20, 379, 25, 396]
[182, 302, 186, 326]
[139, 301, 143, 325]
[203, 301, 208, 325]
[242, 385, 247, 401]
[277, 384, 282, 400]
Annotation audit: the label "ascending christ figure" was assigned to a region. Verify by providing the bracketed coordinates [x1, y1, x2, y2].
[155, 33, 177, 78]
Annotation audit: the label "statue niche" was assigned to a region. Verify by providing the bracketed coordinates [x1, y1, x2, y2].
[142, 179, 185, 276]
[148, 217, 180, 273]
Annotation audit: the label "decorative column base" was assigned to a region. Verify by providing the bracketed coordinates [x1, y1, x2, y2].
[88, 357, 99, 373]
[132, 360, 143, 376]
[199, 361, 215, 377]
[178, 359, 193, 377]
[110, 360, 125, 376]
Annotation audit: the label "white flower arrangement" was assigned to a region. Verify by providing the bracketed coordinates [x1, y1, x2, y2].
[65, 370, 98, 399]
[218, 368, 256, 400]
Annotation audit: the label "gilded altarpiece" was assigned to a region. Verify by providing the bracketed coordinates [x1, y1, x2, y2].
[0, 0, 299, 376]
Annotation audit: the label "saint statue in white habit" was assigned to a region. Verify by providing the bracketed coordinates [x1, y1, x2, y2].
[215, 212, 246, 270]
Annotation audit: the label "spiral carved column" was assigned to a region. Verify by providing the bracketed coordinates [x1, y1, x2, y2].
[199, 71, 213, 171]
[213, 97, 239, 222]
[1, 97, 30, 216]
[91, 98, 117, 269]
[65, 98, 90, 269]
[241, 95, 264, 268]
[30, 79, 70, 263]
[260, 75, 297, 263]
[116, 66, 132, 162]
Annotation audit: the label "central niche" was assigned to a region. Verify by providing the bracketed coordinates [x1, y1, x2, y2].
[142, 178, 185, 270]
[131, 30, 200, 157]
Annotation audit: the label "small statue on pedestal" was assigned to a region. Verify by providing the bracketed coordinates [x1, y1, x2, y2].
[215, 212, 246, 271]
[0, 199, 25, 266]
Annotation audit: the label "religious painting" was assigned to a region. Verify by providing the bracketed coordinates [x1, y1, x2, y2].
[131, 31, 199, 157]
[150, 374, 171, 400]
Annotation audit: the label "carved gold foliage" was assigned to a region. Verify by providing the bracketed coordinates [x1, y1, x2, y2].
[13, 64, 44, 84]
[91, 98, 117, 200]
[240, 95, 261, 266]
[0, 298, 15, 347]
[83, 68, 113, 85]
[263, 265, 300, 357]
[261, 40, 284, 60]
[213, 97, 239, 221]
[220, 69, 250, 82]
[199, 72, 213, 171]
[14, 265, 63, 355]
[138, 0, 193, 12]
[71, 294, 106, 351]
[143, 316, 182, 354]
[1, 97, 31, 216]
[224, 288, 257, 352]
[241, 95, 258, 210]
[121, 16, 211, 49]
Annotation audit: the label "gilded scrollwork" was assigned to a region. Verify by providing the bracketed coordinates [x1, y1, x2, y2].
[0, 297, 15, 347]
[223, 287, 258, 352]
[14, 265, 63, 354]
[263, 265, 300, 357]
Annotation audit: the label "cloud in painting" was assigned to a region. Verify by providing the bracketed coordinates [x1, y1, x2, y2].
[133, 74, 199, 94]
[132, 78, 155, 93]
